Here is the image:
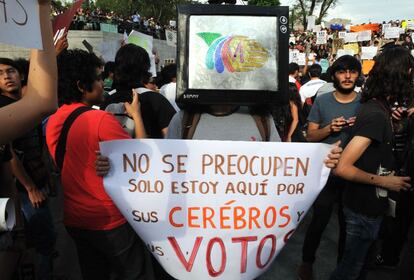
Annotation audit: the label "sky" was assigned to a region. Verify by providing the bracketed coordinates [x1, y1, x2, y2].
[279, 0, 414, 24]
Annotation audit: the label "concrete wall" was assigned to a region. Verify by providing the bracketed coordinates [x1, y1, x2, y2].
[0, 31, 176, 70]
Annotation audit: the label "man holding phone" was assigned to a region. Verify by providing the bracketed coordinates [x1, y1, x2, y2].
[298, 55, 362, 280]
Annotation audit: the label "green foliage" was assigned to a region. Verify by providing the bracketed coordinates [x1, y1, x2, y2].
[248, 0, 281, 6]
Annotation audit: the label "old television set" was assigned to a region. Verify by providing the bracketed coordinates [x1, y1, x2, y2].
[176, 4, 289, 108]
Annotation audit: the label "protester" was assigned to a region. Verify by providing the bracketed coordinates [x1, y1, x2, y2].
[102, 44, 176, 138]
[299, 64, 326, 105]
[45, 49, 147, 280]
[298, 55, 362, 280]
[285, 83, 307, 142]
[0, 0, 57, 145]
[331, 46, 414, 280]
[289, 62, 302, 91]
[159, 63, 179, 112]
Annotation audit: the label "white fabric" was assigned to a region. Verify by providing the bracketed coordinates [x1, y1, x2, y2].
[160, 82, 179, 112]
[299, 79, 327, 103]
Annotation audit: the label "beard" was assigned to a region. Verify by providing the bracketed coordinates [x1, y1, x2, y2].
[333, 78, 356, 95]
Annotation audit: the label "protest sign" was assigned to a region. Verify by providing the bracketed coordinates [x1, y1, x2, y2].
[165, 29, 177, 47]
[100, 139, 331, 280]
[128, 30, 157, 76]
[357, 30, 371, 42]
[406, 20, 414, 30]
[344, 43, 359, 55]
[52, 0, 84, 44]
[362, 60, 375, 75]
[319, 59, 329, 74]
[313, 25, 321, 32]
[382, 23, 391, 34]
[332, 38, 344, 55]
[337, 49, 355, 58]
[306, 16, 316, 31]
[100, 23, 118, 33]
[384, 27, 401, 39]
[338, 32, 347, 40]
[344, 32, 358, 43]
[316, 31, 327, 45]
[170, 20, 177, 28]
[361, 46, 378, 60]
[0, 1, 42, 49]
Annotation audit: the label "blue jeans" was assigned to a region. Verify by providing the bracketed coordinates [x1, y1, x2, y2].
[20, 192, 56, 280]
[330, 207, 382, 280]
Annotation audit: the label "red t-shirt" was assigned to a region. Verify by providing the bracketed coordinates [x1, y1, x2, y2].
[46, 103, 131, 230]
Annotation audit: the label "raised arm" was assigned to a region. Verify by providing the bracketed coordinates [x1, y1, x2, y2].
[0, 1, 57, 145]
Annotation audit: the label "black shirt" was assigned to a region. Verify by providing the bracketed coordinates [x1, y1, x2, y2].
[0, 144, 11, 162]
[343, 99, 394, 217]
[101, 89, 176, 138]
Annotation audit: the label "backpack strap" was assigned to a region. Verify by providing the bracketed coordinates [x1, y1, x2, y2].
[252, 114, 270, 142]
[181, 111, 201, 139]
[55, 106, 93, 170]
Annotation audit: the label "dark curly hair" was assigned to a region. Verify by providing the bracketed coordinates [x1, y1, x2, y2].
[361, 46, 414, 104]
[57, 49, 103, 105]
[113, 44, 151, 90]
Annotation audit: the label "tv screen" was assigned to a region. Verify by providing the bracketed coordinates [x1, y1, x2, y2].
[177, 5, 289, 107]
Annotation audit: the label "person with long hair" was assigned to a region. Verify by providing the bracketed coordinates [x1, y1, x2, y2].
[330, 46, 414, 280]
[285, 82, 306, 142]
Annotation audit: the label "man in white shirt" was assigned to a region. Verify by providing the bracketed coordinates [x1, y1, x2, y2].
[299, 64, 326, 104]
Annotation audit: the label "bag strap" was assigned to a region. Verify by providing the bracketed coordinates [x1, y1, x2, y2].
[55, 106, 93, 170]
[181, 111, 201, 139]
[252, 114, 270, 142]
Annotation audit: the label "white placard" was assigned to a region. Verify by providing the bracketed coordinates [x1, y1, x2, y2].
[338, 32, 347, 39]
[385, 27, 401, 39]
[313, 25, 321, 32]
[382, 23, 391, 34]
[0, 198, 15, 232]
[407, 21, 414, 30]
[337, 49, 355, 58]
[316, 31, 327, 45]
[169, 20, 177, 27]
[344, 32, 358, 43]
[0, 2, 42, 49]
[357, 30, 372, 42]
[165, 29, 177, 47]
[361, 46, 378, 60]
[399, 28, 406, 34]
[307, 16, 316, 31]
[100, 139, 331, 280]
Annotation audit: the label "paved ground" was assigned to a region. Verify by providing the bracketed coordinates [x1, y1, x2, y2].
[49, 190, 399, 280]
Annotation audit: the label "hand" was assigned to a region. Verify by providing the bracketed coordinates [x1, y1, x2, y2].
[392, 107, 405, 120]
[330, 117, 347, 133]
[346, 116, 356, 127]
[380, 175, 411, 192]
[55, 32, 68, 56]
[408, 107, 414, 117]
[95, 151, 110, 177]
[324, 140, 342, 169]
[27, 188, 46, 208]
[124, 89, 141, 118]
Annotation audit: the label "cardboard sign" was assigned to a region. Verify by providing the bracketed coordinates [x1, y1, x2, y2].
[52, 0, 84, 44]
[316, 31, 327, 45]
[362, 60, 375, 75]
[0, 1, 42, 49]
[344, 32, 358, 43]
[361, 46, 378, 60]
[128, 30, 156, 76]
[344, 43, 359, 56]
[165, 29, 177, 47]
[357, 30, 371, 42]
[384, 27, 401, 39]
[306, 16, 316, 31]
[100, 139, 331, 280]
[332, 38, 344, 55]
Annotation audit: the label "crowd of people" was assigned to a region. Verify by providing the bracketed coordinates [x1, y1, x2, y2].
[52, 6, 175, 40]
[1, 1, 414, 280]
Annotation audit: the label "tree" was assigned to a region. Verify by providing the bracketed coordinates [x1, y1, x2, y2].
[293, 0, 339, 29]
[248, 0, 280, 6]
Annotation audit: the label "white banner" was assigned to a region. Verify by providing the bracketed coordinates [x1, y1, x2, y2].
[361, 46, 378, 60]
[344, 32, 358, 43]
[357, 30, 372, 42]
[165, 29, 177, 47]
[382, 23, 391, 34]
[307, 16, 316, 31]
[316, 31, 327, 45]
[100, 139, 331, 280]
[385, 27, 401, 39]
[0, 1, 42, 49]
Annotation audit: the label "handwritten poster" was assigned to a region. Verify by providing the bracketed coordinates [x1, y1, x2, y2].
[0, 1, 42, 49]
[100, 139, 331, 280]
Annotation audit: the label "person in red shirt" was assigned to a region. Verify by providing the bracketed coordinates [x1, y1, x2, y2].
[46, 49, 146, 280]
